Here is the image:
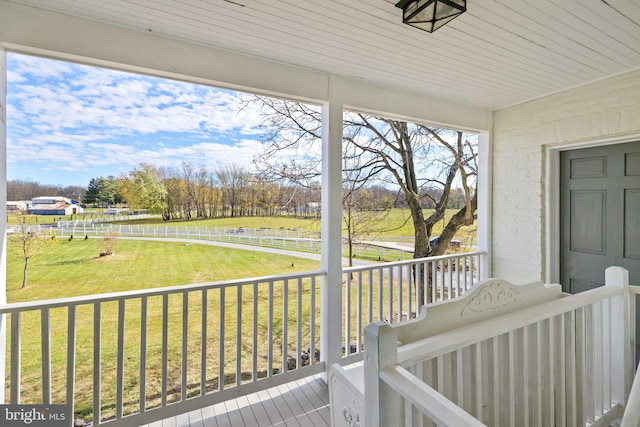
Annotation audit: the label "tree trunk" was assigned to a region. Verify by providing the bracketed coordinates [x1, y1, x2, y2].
[22, 258, 29, 289]
[431, 192, 478, 256]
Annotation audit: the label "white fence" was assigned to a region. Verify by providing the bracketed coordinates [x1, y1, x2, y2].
[57, 223, 420, 261]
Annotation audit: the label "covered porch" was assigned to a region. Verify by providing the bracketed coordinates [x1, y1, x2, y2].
[1, 0, 640, 426]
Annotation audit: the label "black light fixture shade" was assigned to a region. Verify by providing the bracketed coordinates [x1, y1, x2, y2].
[395, 0, 466, 33]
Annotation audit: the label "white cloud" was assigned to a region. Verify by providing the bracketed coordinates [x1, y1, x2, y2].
[7, 53, 278, 184]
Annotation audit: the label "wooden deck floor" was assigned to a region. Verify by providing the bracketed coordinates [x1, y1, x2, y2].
[142, 375, 330, 427]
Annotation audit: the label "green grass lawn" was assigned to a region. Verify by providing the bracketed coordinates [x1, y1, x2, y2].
[7, 239, 319, 301]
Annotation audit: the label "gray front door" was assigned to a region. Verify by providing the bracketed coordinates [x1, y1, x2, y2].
[560, 142, 640, 359]
[560, 142, 640, 292]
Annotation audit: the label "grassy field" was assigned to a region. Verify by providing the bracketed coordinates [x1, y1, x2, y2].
[6, 239, 319, 300]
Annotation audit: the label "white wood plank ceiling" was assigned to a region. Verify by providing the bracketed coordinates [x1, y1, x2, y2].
[5, 0, 640, 111]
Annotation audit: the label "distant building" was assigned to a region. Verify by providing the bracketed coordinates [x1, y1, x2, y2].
[27, 196, 84, 215]
[6, 201, 27, 212]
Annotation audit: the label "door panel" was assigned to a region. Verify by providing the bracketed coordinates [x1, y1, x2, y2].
[627, 152, 640, 176]
[625, 189, 640, 260]
[570, 190, 606, 255]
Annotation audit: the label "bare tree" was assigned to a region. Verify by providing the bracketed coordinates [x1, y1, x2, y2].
[99, 229, 120, 256]
[216, 164, 250, 217]
[248, 96, 477, 259]
[342, 143, 393, 266]
[9, 216, 57, 288]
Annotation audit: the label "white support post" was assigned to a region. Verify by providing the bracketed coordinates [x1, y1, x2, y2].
[364, 322, 402, 427]
[0, 47, 7, 403]
[477, 128, 491, 280]
[320, 74, 343, 371]
[607, 266, 632, 405]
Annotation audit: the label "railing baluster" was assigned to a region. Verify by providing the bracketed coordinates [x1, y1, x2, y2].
[356, 271, 362, 353]
[182, 291, 189, 400]
[387, 267, 393, 323]
[423, 261, 428, 307]
[462, 255, 468, 290]
[297, 278, 303, 367]
[447, 259, 452, 301]
[161, 294, 169, 403]
[93, 303, 101, 425]
[252, 283, 258, 380]
[431, 260, 437, 303]
[10, 312, 21, 404]
[310, 276, 316, 366]
[491, 336, 499, 426]
[474, 343, 482, 420]
[378, 267, 383, 321]
[66, 306, 76, 421]
[438, 260, 450, 301]
[267, 281, 273, 378]
[219, 287, 225, 391]
[346, 271, 351, 350]
[415, 262, 422, 312]
[236, 285, 242, 386]
[140, 296, 148, 413]
[116, 299, 125, 419]
[405, 264, 412, 319]
[603, 297, 611, 409]
[398, 265, 403, 322]
[41, 308, 51, 404]
[200, 290, 207, 396]
[367, 269, 373, 325]
[282, 279, 288, 372]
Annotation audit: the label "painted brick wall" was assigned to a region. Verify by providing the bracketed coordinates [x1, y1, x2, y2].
[492, 69, 640, 282]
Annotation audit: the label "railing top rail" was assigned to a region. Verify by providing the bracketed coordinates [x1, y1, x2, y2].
[342, 250, 487, 273]
[0, 269, 327, 314]
[380, 365, 486, 427]
[398, 284, 622, 366]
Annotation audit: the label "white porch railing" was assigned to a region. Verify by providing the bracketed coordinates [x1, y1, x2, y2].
[341, 251, 486, 363]
[0, 251, 485, 426]
[1, 270, 325, 426]
[364, 267, 636, 427]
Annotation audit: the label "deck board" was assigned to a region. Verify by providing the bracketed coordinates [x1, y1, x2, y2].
[141, 375, 329, 427]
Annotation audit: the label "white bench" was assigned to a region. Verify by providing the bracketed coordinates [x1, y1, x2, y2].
[329, 266, 637, 427]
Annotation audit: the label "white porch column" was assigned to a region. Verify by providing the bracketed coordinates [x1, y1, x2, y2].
[477, 129, 491, 279]
[320, 74, 343, 370]
[0, 47, 8, 403]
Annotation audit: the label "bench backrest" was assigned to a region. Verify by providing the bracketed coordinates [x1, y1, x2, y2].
[393, 277, 563, 345]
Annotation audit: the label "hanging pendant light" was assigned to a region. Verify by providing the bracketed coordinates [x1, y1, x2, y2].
[395, 0, 466, 33]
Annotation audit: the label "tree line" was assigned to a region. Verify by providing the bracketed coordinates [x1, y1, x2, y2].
[8, 179, 86, 203]
[77, 162, 470, 221]
[9, 165, 471, 222]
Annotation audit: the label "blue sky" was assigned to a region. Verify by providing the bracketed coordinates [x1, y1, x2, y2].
[6, 53, 268, 187]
